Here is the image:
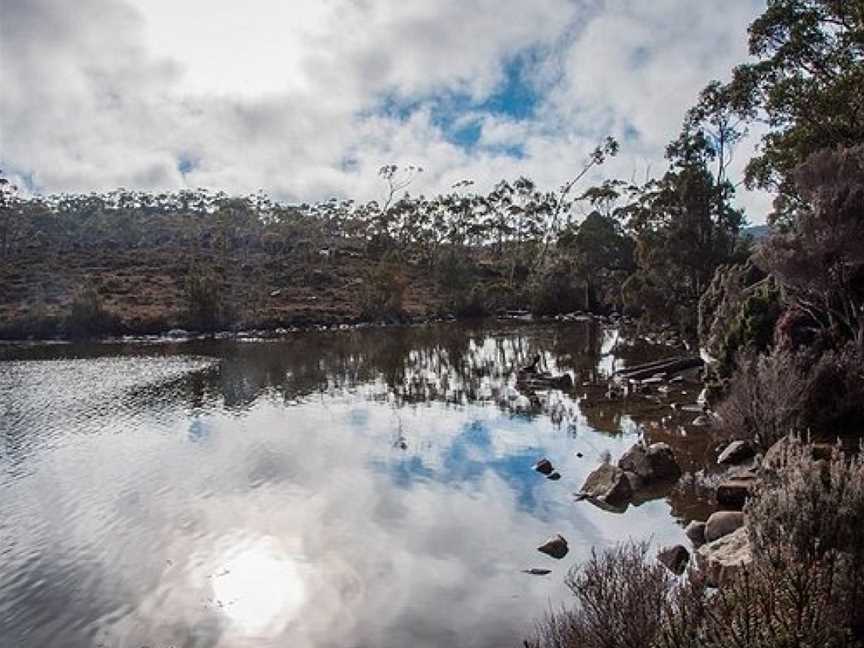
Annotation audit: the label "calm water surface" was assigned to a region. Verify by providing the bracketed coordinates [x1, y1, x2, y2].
[0, 322, 697, 648]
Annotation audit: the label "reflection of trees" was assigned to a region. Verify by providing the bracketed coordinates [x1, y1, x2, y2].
[189, 321, 615, 418]
[0, 321, 622, 426]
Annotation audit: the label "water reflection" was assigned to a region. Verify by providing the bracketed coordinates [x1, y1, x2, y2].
[0, 321, 703, 648]
[208, 535, 307, 637]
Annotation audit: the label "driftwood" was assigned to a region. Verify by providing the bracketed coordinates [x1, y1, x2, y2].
[615, 356, 703, 382]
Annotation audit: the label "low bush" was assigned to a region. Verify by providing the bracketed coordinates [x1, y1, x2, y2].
[714, 349, 809, 449]
[183, 263, 226, 330]
[64, 283, 116, 338]
[715, 344, 864, 448]
[358, 261, 408, 321]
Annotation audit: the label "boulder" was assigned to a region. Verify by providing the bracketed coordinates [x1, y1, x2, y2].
[657, 544, 690, 575]
[547, 471, 562, 481]
[717, 440, 755, 465]
[646, 443, 682, 480]
[579, 463, 633, 507]
[618, 444, 652, 479]
[685, 520, 706, 547]
[705, 511, 745, 542]
[697, 526, 752, 587]
[537, 534, 569, 559]
[716, 479, 754, 509]
[533, 458, 554, 475]
[618, 442, 681, 483]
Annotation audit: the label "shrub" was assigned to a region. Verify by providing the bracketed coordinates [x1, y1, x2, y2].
[799, 343, 864, 437]
[747, 436, 864, 638]
[714, 349, 809, 449]
[64, 283, 116, 338]
[716, 344, 864, 448]
[527, 541, 674, 648]
[183, 263, 226, 330]
[530, 263, 586, 316]
[358, 261, 408, 321]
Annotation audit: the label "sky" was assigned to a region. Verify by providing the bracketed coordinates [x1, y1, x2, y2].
[0, 0, 772, 222]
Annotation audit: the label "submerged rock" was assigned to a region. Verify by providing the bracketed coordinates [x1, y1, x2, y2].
[547, 471, 562, 481]
[657, 544, 690, 575]
[579, 463, 633, 507]
[533, 458, 554, 475]
[705, 511, 745, 542]
[537, 534, 569, 559]
[697, 526, 752, 587]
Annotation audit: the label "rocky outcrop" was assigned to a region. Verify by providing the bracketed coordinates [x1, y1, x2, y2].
[705, 511, 745, 542]
[697, 526, 752, 587]
[578, 463, 633, 508]
[698, 259, 780, 379]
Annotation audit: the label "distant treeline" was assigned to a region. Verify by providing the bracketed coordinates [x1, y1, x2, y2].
[0, 121, 749, 334]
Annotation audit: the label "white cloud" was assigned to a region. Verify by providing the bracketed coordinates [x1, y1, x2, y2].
[0, 0, 772, 221]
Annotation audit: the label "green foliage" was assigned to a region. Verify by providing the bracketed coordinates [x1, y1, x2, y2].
[703, 0, 864, 222]
[718, 279, 783, 368]
[621, 129, 745, 332]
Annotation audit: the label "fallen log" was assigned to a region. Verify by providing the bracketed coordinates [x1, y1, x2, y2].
[615, 356, 703, 382]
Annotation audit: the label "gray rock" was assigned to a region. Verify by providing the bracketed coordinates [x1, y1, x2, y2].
[685, 520, 706, 547]
[717, 440, 755, 466]
[533, 458, 554, 475]
[618, 443, 652, 479]
[537, 534, 569, 559]
[646, 443, 682, 480]
[522, 568, 552, 576]
[579, 463, 633, 507]
[166, 328, 189, 339]
[622, 470, 643, 492]
[618, 442, 681, 483]
[657, 544, 690, 575]
[705, 511, 745, 542]
[697, 526, 752, 587]
[547, 471, 562, 481]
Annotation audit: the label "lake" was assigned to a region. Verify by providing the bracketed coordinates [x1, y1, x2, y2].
[0, 321, 706, 648]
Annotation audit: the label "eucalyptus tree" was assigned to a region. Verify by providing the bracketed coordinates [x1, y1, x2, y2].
[704, 0, 864, 224]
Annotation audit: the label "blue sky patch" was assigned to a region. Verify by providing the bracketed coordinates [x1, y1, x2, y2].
[370, 51, 542, 155]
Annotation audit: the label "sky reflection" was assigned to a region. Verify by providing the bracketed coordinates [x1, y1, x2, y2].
[0, 322, 692, 647]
